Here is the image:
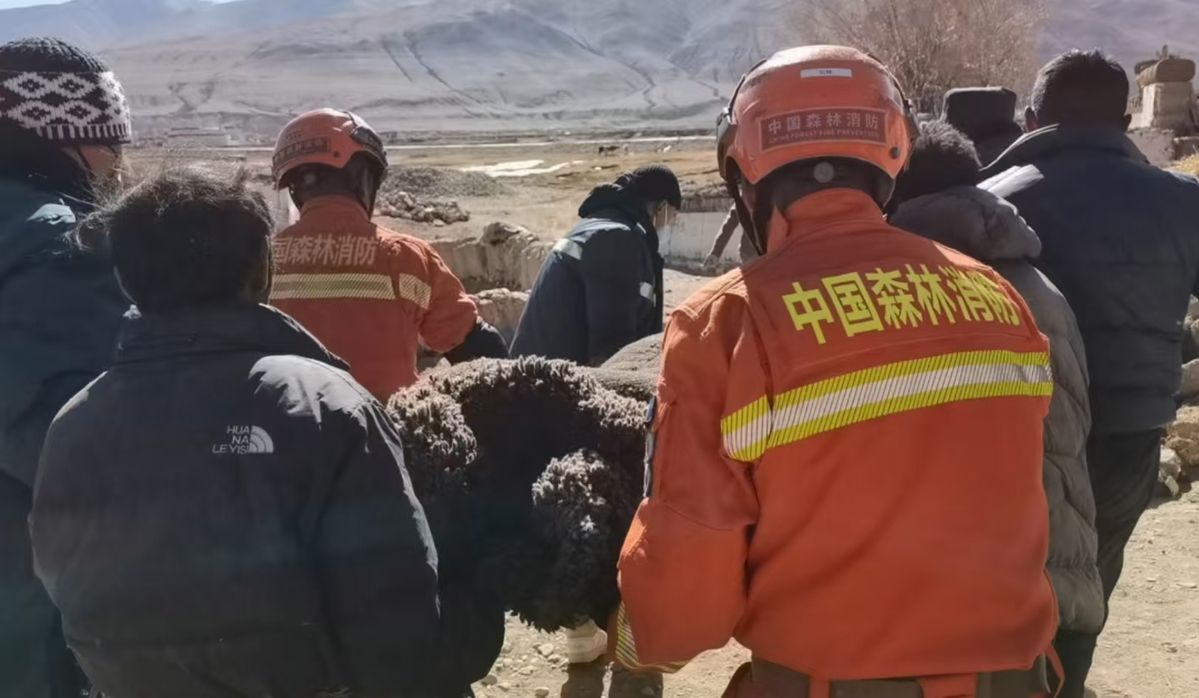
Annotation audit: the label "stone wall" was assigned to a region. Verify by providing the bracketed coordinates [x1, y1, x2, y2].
[1128, 128, 1179, 167]
[429, 231, 552, 294]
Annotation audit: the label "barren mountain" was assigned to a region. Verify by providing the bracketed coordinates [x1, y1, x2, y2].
[0, 0, 1194, 136]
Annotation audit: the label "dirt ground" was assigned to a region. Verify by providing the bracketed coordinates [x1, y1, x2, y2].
[479, 489, 1199, 698]
[129, 142, 1199, 698]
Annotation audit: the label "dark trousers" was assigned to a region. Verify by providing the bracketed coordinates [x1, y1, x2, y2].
[1053, 429, 1164, 698]
[0, 472, 86, 698]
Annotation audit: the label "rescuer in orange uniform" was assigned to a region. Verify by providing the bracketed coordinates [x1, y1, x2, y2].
[613, 47, 1062, 698]
[270, 109, 507, 401]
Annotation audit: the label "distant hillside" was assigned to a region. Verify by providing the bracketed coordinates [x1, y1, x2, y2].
[0, 0, 1194, 137]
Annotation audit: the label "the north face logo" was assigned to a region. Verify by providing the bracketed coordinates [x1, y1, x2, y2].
[213, 426, 275, 455]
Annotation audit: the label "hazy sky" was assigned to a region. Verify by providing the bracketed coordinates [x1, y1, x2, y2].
[0, 0, 238, 7]
[0, 0, 66, 7]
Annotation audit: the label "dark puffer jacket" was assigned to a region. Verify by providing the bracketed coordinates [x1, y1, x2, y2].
[982, 125, 1199, 435]
[891, 186, 1103, 634]
[0, 170, 125, 698]
[31, 304, 500, 698]
[511, 184, 665, 365]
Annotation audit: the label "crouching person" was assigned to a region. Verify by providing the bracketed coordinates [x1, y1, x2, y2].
[29, 167, 501, 698]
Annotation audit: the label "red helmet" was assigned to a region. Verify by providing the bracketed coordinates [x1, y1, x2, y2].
[272, 109, 388, 188]
[718, 46, 914, 186]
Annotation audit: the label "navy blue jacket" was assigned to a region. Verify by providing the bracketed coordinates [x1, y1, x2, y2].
[0, 176, 126, 487]
[0, 171, 124, 698]
[982, 126, 1199, 435]
[31, 304, 500, 698]
[511, 184, 664, 365]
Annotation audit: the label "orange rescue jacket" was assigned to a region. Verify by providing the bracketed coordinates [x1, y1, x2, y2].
[270, 196, 478, 401]
[616, 189, 1058, 683]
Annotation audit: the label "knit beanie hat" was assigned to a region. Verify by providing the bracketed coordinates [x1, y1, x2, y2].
[616, 165, 683, 209]
[0, 37, 132, 146]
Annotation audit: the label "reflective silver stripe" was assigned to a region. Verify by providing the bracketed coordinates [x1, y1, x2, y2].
[396, 273, 432, 310]
[554, 238, 584, 260]
[640, 282, 655, 301]
[271, 273, 396, 301]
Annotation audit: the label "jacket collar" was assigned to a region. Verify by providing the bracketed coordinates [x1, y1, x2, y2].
[299, 194, 371, 221]
[577, 183, 656, 236]
[982, 124, 1148, 178]
[767, 188, 886, 251]
[890, 186, 1041, 263]
[117, 303, 347, 369]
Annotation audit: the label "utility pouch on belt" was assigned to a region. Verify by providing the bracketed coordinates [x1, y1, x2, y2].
[724, 656, 1055, 698]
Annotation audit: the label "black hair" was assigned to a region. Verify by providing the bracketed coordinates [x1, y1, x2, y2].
[893, 121, 982, 205]
[1031, 49, 1130, 127]
[614, 165, 682, 209]
[93, 166, 274, 312]
[285, 152, 384, 211]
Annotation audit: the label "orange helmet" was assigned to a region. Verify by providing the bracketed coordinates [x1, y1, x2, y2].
[718, 46, 914, 186]
[272, 108, 388, 188]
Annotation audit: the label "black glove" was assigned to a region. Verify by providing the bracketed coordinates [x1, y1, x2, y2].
[444, 320, 509, 364]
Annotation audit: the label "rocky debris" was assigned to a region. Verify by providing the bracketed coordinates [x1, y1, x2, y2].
[1183, 317, 1199, 364]
[377, 190, 470, 226]
[481, 674, 499, 687]
[474, 288, 529, 342]
[1166, 408, 1199, 468]
[483, 221, 531, 244]
[1163, 408, 1199, 497]
[432, 228, 552, 293]
[535, 688, 550, 697]
[383, 166, 510, 199]
[1161, 446, 1184, 498]
[536, 643, 555, 658]
[1182, 359, 1199, 399]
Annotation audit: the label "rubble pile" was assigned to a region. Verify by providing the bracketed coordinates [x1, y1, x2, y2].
[384, 166, 510, 199]
[376, 189, 471, 226]
[387, 359, 647, 632]
[1163, 298, 1199, 496]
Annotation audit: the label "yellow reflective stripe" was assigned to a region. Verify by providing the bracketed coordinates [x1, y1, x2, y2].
[720, 396, 772, 461]
[271, 273, 396, 301]
[612, 603, 687, 674]
[395, 273, 432, 310]
[720, 351, 1051, 459]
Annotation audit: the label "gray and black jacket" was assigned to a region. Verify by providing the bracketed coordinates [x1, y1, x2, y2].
[31, 304, 501, 698]
[512, 184, 664, 365]
[892, 186, 1103, 634]
[982, 125, 1199, 436]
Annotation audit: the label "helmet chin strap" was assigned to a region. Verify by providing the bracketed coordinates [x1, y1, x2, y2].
[726, 179, 768, 258]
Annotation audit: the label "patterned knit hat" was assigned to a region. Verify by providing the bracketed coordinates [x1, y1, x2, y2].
[0, 37, 131, 146]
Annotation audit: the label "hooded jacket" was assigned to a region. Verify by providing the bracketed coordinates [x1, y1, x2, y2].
[30, 304, 500, 698]
[0, 162, 125, 698]
[891, 186, 1104, 634]
[0, 175, 125, 487]
[511, 183, 665, 365]
[982, 125, 1199, 435]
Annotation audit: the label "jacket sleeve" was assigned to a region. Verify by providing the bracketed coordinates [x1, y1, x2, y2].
[312, 402, 442, 697]
[417, 245, 479, 355]
[581, 228, 656, 365]
[614, 295, 764, 669]
[708, 207, 740, 258]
